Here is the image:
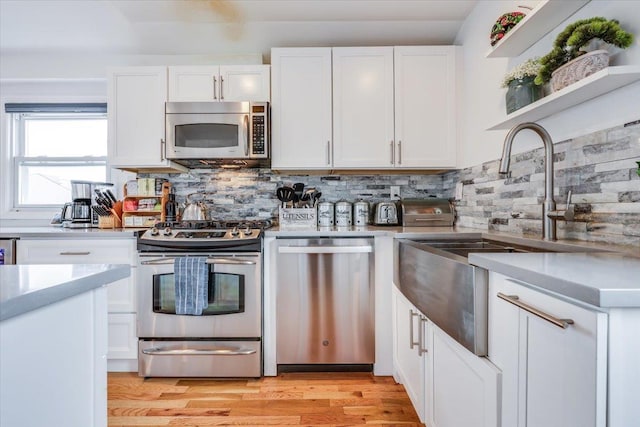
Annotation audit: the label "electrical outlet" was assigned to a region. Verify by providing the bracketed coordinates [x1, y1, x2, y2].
[390, 186, 401, 200]
[455, 182, 464, 200]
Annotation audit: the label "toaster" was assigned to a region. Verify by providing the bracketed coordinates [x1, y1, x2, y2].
[373, 201, 400, 225]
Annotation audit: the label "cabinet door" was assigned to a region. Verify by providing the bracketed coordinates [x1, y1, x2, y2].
[394, 46, 457, 168]
[108, 313, 138, 360]
[108, 67, 171, 168]
[332, 47, 395, 168]
[428, 324, 500, 427]
[393, 287, 426, 421]
[489, 273, 607, 427]
[168, 66, 219, 101]
[220, 65, 270, 102]
[271, 48, 333, 169]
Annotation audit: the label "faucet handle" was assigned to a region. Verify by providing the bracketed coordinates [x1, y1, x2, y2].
[547, 190, 575, 221]
[564, 190, 575, 221]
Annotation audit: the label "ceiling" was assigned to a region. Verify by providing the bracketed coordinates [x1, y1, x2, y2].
[0, 0, 478, 60]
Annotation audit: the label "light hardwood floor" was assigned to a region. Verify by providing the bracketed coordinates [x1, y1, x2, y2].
[108, 372, 425, 426]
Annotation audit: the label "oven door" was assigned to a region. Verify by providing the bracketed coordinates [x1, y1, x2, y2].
[165, 113, 249, 159]
[137, 253, 261, 338]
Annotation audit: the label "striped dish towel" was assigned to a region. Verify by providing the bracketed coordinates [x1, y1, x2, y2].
[174, 257, 209, 315]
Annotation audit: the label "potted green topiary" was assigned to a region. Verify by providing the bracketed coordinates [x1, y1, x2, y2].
[535, 17, 634, 91]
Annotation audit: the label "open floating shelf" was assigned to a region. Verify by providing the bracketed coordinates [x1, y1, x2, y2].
[488, 66, 640, 130]
[486, 0, 591, 58]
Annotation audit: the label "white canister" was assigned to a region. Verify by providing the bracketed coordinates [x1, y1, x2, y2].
[353, 200, 370, 226]
[317, 201, 335, 227]
[335, 200, 353, 226]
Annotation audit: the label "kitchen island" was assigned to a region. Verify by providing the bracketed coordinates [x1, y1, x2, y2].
[0, 264, 131, 427]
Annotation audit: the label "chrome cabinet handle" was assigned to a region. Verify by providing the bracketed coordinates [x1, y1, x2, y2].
[141, 257, 256, 266]
[142, 347, 256, 356]
[398, 140, 402, 165]
[497, 292, 574, 329]
[59, 251, 90, 256]
[220, 76, 224, 100]
[244, 115, 249, 156]
[419, 316, 428, 355]
[409, 309, 420, 349]
[160, 138, 166, 161]
[390, 140, 394, 165]
[213, 76, 217, 100]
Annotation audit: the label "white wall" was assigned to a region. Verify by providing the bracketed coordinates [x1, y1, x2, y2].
[455, 0, 640, 169]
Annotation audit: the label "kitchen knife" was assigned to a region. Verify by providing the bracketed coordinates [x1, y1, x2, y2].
[105, 189, 117, 203]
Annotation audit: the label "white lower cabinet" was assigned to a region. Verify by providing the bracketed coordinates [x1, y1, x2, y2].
[16, 237, 138, 371]
[1, 287, 108, 427]
[393, 284, 499, 426]
[393, 286, 428, 421]
[488, 272, 607, 427]
[428, 324, 500, 427]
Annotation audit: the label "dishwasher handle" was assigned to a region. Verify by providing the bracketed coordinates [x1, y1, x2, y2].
[278, 245, 373, 254]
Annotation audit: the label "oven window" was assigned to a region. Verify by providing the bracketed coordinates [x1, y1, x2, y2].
[153, 271, 245, 315]
[175, 123, 239, 149]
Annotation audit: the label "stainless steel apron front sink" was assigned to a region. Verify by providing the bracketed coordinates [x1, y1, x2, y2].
[393, 236, 602, 356]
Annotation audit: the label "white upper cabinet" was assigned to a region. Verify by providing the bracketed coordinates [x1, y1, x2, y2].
[271, 46, 458, 170]
[270, 48, 333, 169]
[394, 46, 457, 168]
[107, 66, 186, 172]
[332, 47, 395, 168]
[168, 65, 270, 102]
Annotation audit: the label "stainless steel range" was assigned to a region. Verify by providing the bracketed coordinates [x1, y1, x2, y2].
[136, 220, 270, 378]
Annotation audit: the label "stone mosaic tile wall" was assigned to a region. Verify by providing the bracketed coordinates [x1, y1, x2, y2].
[144, 120, 639, 248]
[445, 120, 640, 247]
[143, 169, 445, 221]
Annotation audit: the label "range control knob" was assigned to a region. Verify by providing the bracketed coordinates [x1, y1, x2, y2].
[150, 227, 159, 236]
[243, 226, 252, 236]
[230, 226, 240, 237]
[163, 227, 172, 236]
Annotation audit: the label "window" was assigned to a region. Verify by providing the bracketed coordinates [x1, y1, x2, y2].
[5, 103, 108, 208]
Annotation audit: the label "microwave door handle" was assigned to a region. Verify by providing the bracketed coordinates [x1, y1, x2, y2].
[244, 114, 249, 156]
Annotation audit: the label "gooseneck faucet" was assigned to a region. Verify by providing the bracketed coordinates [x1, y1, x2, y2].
[499, 122, 557, 241]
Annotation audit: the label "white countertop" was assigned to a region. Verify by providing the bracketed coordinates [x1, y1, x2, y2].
[0, 264, 131, 321]
[0, 226, 139, 238]
[469, 252, 640, 308]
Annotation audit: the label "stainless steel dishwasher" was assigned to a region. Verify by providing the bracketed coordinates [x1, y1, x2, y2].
[276, 237, 375, 368]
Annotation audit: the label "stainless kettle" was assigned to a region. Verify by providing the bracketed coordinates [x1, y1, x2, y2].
[373, 201, 399, 225]
[181, 194, 208, 221]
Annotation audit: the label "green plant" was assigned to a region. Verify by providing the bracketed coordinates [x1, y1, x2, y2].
[535, 17, 634, 85]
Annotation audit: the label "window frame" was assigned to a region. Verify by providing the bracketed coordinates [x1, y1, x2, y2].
[1, 96, 110, 221]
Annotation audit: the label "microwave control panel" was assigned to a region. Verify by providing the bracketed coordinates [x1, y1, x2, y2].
[250, 103, 268, 157]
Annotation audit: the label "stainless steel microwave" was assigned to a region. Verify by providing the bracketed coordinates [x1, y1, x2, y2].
[165, 102, 269, 163]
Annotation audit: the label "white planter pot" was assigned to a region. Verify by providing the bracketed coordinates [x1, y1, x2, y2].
[551, 49, 609, 92]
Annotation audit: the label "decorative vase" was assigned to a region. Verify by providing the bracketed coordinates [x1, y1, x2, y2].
[551, 49, 609, 92]
[505, 76, 544, 114]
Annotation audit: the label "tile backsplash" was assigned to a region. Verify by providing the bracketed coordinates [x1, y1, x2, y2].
[445, 120, 640, 248]
[144, 120, 639, 248]
[142, 170, 446, 220]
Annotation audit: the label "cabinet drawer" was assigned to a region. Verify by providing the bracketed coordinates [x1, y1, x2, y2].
[17, 239, 135, 265]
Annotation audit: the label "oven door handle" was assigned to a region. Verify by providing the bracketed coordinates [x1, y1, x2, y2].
[142, 347, 257, 356]
[140, 257, 256, 265]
